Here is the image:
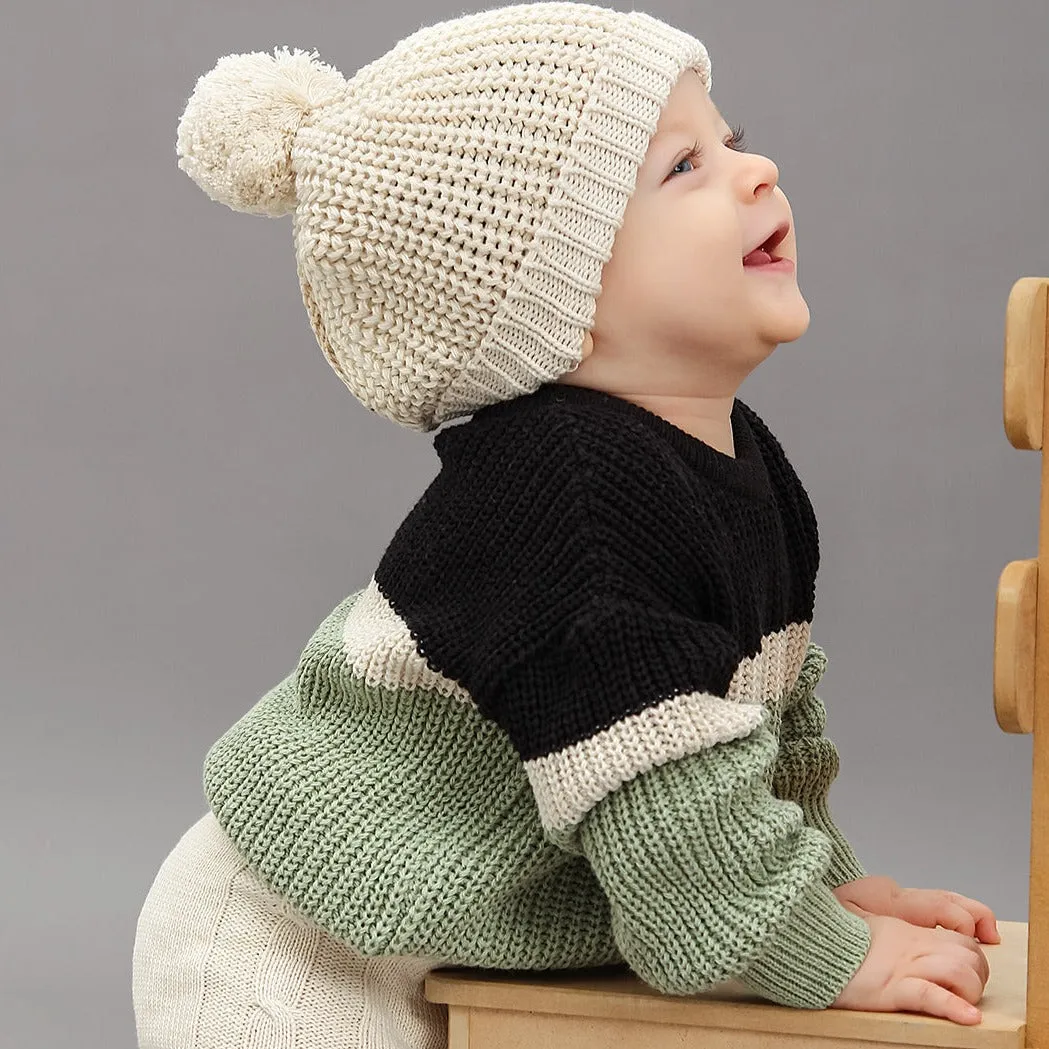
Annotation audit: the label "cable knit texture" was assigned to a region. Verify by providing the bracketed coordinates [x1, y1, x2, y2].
[203, 383, 871, 1012]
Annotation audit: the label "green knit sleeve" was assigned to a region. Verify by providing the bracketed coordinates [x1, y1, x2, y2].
[575, 720, 872, 1009]
[772, 642, 867, 891]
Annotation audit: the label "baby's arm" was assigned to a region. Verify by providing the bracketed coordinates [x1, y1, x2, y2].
[563, 688, 871, 1008]
[773, 642, 867, 890]
[453, 416, 872, 1010]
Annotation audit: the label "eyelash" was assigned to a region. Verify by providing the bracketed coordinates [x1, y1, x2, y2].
[671, 124, 748, 176]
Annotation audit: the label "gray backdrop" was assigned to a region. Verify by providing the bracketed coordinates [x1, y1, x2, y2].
[3, 1, 1047, 1047]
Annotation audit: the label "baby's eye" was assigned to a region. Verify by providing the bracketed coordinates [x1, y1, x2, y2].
[670, 144, 704, 177]
[668, 125, 748, 178]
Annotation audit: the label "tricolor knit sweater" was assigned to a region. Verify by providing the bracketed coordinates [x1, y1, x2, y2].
[203, 381, 873, 1011]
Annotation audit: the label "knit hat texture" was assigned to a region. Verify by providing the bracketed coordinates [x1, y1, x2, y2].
[175, 2, 713, 432]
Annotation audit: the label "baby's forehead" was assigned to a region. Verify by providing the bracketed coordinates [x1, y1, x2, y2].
[653, 91, 732, 148]
[708, 97, 732, 133]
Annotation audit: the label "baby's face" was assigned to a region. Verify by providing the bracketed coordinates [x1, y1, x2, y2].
[568, 68, 809, 397]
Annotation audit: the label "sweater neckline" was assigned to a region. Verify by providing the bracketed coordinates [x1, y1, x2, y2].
[525, 383, 774, 501]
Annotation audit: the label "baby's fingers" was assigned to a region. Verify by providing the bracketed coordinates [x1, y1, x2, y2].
[895, 975, 983, 1026]
[944, 892, 1001, 944]
[933, 929, 990, 986]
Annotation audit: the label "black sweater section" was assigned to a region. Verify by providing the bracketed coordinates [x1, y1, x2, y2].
[373, 380, 820, 766]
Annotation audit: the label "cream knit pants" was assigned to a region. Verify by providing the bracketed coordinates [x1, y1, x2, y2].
[132, 810, 449, 1049]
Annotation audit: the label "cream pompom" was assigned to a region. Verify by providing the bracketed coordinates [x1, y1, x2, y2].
[176, 46, 347, 217]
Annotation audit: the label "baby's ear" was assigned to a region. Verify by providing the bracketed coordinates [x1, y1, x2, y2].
[581, 329, 595, 360]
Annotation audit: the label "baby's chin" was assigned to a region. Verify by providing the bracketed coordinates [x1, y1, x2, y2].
[758, 286, 811, 346]
[782, 301, 812, 342]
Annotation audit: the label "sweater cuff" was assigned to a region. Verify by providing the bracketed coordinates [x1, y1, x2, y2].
[737, 875, 872, 1009]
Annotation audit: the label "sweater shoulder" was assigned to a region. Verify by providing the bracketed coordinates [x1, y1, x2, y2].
[430, 388, 733, 545]
[381, 393, 697, 639]
[433, 386, 693, 490]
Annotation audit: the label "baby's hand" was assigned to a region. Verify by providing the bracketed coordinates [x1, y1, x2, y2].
[890, 888, 1000, 945]
[834, 876, 1000, 944]
[831, 913, 989, 1025]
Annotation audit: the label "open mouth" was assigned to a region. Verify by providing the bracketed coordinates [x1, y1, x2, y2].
[743, 222, 790, 266]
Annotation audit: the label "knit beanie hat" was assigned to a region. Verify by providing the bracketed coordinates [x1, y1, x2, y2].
[175, 1, 712, 432]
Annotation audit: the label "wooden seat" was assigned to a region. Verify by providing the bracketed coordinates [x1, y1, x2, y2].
[425, 919, 1026, 1048]
[426, 276, 1049, 1047]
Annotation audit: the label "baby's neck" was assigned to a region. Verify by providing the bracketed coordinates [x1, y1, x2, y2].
[623, 393, 736, 457]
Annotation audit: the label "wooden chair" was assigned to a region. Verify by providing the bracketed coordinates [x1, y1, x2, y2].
[425, 275, 1048, 1047]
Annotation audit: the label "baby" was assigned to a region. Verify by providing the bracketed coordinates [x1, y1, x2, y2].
[132, 4, 999, 1048]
